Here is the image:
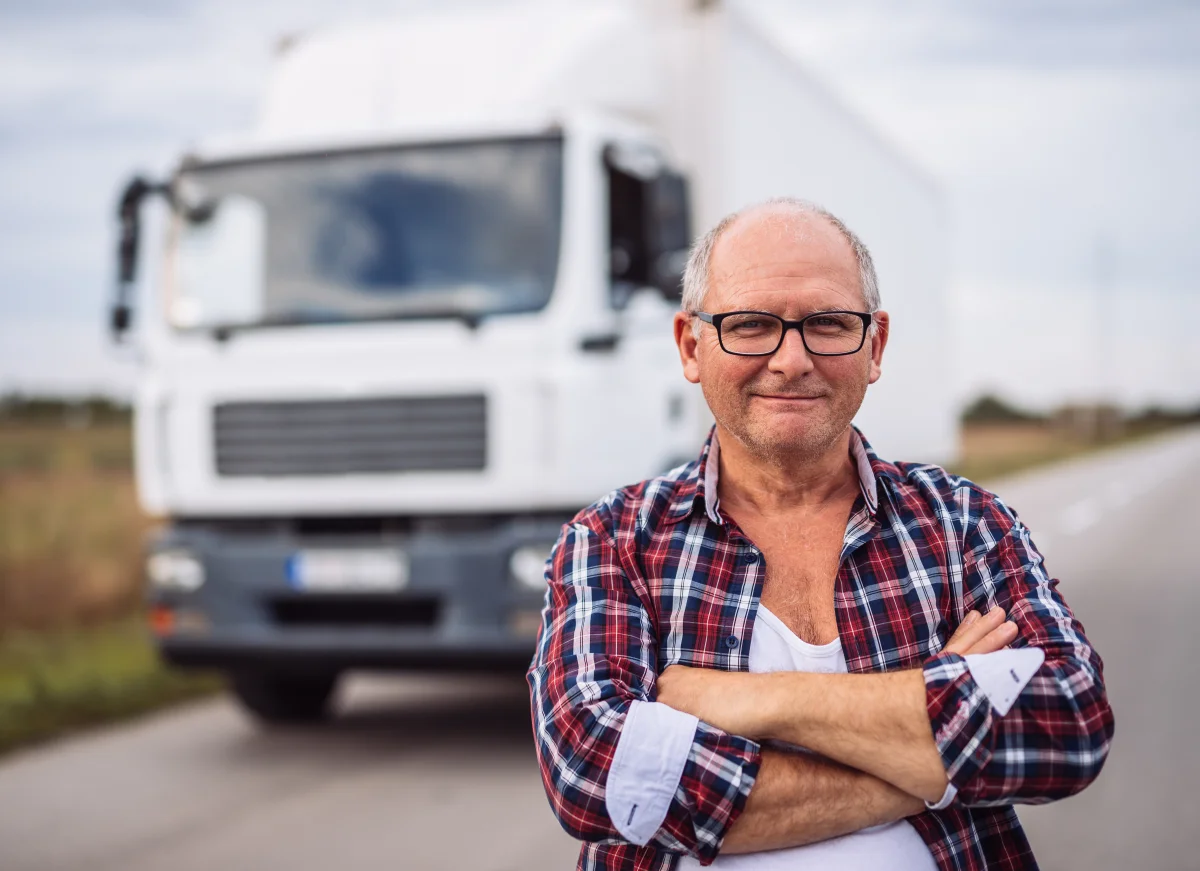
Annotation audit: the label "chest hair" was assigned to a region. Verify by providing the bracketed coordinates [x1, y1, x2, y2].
[733, 501, 855, 646]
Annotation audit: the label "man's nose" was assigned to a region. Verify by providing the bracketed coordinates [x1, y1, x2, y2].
[766, 327, 815, 378]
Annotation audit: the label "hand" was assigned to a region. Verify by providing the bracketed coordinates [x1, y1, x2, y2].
[655, 664, 773, 739]
[943, 606, 1018, 656]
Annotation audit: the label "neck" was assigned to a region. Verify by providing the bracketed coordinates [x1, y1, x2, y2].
[715, 426, 859, 516]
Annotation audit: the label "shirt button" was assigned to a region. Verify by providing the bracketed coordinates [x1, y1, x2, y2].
[724, 635, 740, 650]
[742, 551, 759, 564]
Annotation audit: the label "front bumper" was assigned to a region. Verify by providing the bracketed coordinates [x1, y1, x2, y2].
[147, 514, 564, 674]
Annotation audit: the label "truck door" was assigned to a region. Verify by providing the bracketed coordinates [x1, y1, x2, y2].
[602, 143, 704, 475]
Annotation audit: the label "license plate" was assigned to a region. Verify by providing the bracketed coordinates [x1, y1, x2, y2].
[286, 549, 409, 592]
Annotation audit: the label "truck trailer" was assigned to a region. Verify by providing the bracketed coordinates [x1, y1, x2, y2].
[114, 0, 952, 723]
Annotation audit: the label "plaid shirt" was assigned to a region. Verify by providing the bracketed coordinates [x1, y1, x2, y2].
[528, 427, 1114, 871]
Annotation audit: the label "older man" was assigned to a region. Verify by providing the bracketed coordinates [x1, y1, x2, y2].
[528, 198, 1113, 871]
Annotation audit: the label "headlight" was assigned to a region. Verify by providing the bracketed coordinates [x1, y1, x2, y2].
[510, 545, 553, 591]
[147, 550, 205, 592]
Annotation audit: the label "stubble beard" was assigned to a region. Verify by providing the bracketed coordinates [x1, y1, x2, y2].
[702, 376, 869, 468]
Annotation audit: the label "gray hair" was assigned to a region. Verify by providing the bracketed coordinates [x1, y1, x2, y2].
[681, 198, 880, 331]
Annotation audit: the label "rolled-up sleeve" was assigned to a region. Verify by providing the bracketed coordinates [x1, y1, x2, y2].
[527, 516, 761, 862]
[923, 499, 1115, 807]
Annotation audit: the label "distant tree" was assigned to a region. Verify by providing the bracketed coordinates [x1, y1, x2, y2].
[1127, 404, 1200, 427]
[960, 394, 1044, 425]
[0, 393, 131, 426]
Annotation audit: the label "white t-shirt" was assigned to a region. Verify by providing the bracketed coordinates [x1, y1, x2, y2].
[677, 605, 938, 871]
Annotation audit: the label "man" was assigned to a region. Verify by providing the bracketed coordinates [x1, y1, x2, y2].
[527, 198, 1113, 870]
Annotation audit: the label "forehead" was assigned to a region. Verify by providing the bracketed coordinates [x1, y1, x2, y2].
[706, 208, 864, 311]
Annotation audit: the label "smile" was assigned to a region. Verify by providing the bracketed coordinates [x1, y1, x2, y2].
[753, 394, 824, 402]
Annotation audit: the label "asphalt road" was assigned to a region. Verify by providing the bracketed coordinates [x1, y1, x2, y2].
[1, 428, 1197, 871]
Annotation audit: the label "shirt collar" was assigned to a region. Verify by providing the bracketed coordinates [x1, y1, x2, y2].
[665, 425, 900, 526]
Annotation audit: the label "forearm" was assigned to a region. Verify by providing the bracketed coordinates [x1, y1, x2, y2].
[761, 670, 949, 802]
[722, 748, 924, 853]
[656, 663, 949, 802]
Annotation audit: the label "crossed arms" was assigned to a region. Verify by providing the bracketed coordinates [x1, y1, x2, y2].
[527, 503, 1114, 862]
[657, 607, 1015, 853]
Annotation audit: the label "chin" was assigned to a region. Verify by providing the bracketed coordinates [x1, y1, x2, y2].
[742, 418, 828, 457]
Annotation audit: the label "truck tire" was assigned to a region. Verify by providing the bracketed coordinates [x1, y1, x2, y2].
[228, 672, 339, 724]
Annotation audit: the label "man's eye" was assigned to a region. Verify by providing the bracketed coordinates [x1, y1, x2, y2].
[808, 314, 855, 331]
[727, 319, 773, 334]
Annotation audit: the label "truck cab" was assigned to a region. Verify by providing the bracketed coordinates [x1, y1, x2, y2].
[114, 3, 709, 722]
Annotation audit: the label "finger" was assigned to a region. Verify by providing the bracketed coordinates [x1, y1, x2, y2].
[945, 606, 1006, 654]
[965, 620, 1019, 655]
[946, 606, 1005, 654]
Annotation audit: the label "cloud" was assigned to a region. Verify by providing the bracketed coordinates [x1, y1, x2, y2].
[755, 0, 1200, 296]
[0, 0, 1197, 408]
[0, 314, 135, 396]
[756, 0, 1200, 71]
[951, 276, 1200, 410]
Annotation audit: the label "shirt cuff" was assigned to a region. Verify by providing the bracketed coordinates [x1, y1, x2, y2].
[925, 781, 958, 810]
[964, 648, 1045, 716]
[606, 700, 700, 845]
[923, 651, 994, 794]
[922, 647, 1045, 802]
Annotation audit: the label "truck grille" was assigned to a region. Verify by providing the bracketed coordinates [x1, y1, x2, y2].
[213, 395, 487, 477]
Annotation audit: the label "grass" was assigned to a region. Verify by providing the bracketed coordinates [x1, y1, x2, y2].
[0, 423, 153, 631]
[948, 420, 1183, 484]
[0, 617, 220, 756]
[0, 422, 220, 758]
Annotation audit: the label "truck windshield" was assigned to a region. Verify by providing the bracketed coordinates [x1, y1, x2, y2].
[167, 136, 564, 330]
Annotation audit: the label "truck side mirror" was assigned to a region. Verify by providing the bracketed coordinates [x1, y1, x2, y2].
[110, 303, 132, 336]
[112, 175, 169, 342]
[645, 171, 691, 301]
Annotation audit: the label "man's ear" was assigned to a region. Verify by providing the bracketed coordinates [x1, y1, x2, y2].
[867, 310, 890, 385]
[674, 312, 702, 384]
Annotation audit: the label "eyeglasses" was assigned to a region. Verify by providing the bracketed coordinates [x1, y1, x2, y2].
[693, 310, 873, 357]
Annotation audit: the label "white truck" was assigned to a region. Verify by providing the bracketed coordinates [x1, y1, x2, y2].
[113, 0, 953, 723]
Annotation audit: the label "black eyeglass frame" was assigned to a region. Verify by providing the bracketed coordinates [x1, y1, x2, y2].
[693, 310, 874, 357]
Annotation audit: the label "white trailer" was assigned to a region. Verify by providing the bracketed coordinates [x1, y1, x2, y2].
[115, 0, 952, 723]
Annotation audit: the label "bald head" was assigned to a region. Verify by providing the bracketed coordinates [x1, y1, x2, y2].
[681, 198, 880, 318]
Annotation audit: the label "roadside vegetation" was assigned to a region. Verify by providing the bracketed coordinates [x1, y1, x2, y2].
[0, 619, 218, 755]
[950, 394, 1198, 483]
[0, 395, 217, 756]
[0, 392, 1196, 757]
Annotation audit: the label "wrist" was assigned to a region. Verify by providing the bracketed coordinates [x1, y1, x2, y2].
[899, 791, 927, 818]
[759, 672, 807, 741]
[854, 765, 925, 825]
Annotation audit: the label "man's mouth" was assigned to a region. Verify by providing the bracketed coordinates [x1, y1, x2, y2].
[752, 393, 825, 401]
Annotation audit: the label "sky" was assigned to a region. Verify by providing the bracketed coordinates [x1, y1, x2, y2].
[0, 0, 1197, 411]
